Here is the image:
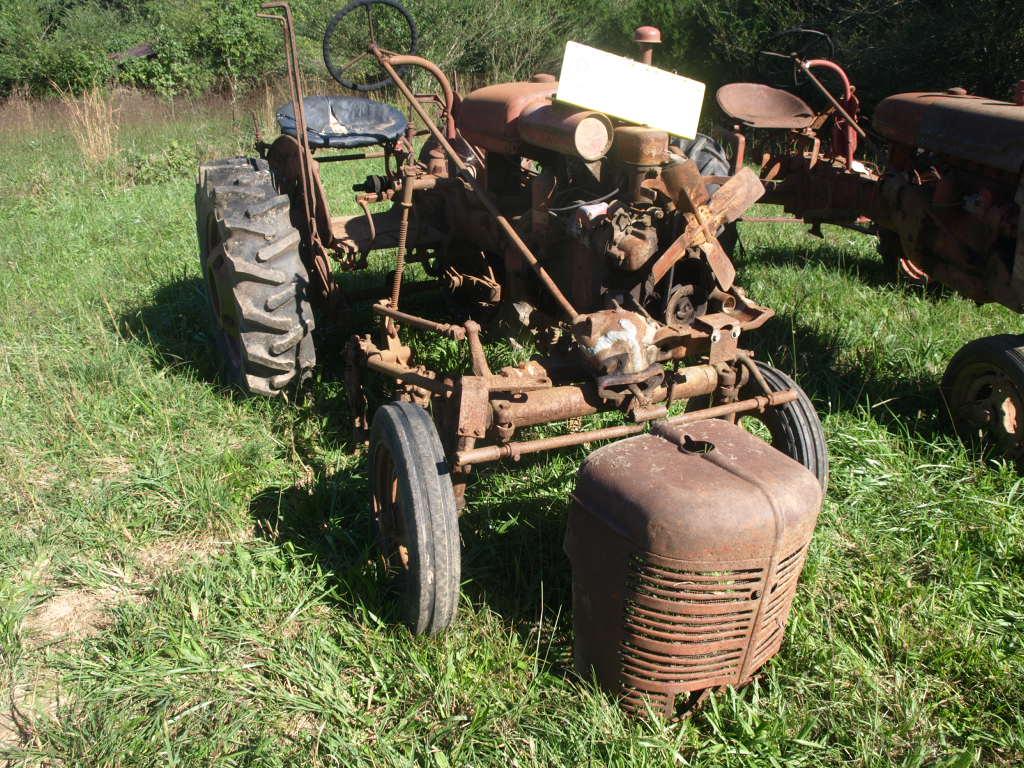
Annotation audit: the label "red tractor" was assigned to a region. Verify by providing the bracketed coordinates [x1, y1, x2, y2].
[717, 29, 1024, 460]
[195, 2, 827, 646]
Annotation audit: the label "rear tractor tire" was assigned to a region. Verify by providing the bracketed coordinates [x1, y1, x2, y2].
[196, 157, 316, 396]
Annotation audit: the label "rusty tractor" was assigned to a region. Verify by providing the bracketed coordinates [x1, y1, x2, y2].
[195, 0, 828, 668]
[715, 28, 1024, 460]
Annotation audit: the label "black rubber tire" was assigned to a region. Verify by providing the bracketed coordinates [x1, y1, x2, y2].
[673, 133, 739, 253]
[323, 0, 418, 92]
[369, 401, 460, 635]
[941, 334, 1024, 460]
[196, 157, 316, 396]
[689, 361, 829, 489]
[674, 133, 731, 185]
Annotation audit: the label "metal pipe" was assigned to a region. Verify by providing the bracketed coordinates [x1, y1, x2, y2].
[800, 59, 866, 140]
[371, 302, 466, 339]
[364, 357, 445, 393]
[464, 321, 492, 376]
[455, 390, 799, 465]
[373, 49, 580, 321]
[497, 364, 719, 430]
[380, 52, 457, 140]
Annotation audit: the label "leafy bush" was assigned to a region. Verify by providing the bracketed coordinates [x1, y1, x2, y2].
[1, 0, 1022, 110]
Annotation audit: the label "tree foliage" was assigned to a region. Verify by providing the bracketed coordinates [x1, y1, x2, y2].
[1, 0, 1022, 109]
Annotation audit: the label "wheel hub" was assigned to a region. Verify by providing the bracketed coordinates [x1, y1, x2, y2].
[954, 366, 1024, 456]
[372, 446, 411, 572]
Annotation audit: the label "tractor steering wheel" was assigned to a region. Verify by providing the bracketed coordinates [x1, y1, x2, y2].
[756, 28, 835, 89]
[323, 0, 419, 91]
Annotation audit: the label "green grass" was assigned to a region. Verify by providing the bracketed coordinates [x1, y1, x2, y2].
[1, 94, 1023, 767]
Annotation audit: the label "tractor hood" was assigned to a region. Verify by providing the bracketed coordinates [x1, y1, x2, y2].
[874, 91, 1024, 174]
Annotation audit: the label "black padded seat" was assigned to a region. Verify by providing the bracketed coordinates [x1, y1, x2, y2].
[277, 96, 408, 149]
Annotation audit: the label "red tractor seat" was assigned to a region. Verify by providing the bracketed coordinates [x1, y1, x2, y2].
[277, 96, 408, 149]
[716, 83, 816, 130]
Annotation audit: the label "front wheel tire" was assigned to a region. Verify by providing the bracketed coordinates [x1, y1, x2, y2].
[941, 335, 1024, 461]
[369, 401, 461, 635]
[689, 361, 829, 489]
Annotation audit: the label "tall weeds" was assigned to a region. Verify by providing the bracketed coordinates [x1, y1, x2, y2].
[55, 86, 120, 168]
[0, 85, 36, 134]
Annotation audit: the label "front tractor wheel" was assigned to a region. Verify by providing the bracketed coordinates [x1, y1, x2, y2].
[369, 402, 461, 636]
[689, 361, 829, 489]
[196, 157, 316, 396]
[941, 335, 1024, 461]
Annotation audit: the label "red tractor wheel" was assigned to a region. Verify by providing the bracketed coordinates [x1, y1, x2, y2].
[942, 335, 1024, 460]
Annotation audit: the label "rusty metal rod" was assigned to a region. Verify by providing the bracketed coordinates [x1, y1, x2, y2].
[456, 390, 799, 465]
[374, 50, 580, 322]
[364, 357, 445, 393]
[798, 60, 867, 139]
[371, 302, 467, 339]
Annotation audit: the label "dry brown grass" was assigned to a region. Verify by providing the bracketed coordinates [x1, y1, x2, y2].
[54, 85, 121, 168]
[0, 86, 36, 135]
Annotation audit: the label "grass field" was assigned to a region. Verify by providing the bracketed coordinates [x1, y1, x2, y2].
[1, 91, 1023, 767]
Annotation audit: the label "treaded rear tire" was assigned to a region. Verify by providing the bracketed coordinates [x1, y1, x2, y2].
[196, 157, 316, 396]
[369, 401, 461, 635]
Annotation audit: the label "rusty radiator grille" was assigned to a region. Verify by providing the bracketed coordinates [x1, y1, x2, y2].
[750, 545, 807, 668]
[619, 552, 767, 710]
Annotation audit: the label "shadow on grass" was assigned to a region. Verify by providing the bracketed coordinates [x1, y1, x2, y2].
[749, 307, 951, 443]
[248, 468, 397, 625]
[736, 235, 954, 298]
[118, 273, 224, 387]
[247, 462, 577, 677]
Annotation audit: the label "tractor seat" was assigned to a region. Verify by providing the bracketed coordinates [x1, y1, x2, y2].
[276, 96, 408, 149]
[716, 83, 816, 130]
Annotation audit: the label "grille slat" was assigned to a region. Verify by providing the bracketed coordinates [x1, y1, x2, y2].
[619, 544, 809, 711]
[620, 556, 766, 701]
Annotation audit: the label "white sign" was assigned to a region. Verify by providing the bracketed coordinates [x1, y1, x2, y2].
[555, 41, 705, 139]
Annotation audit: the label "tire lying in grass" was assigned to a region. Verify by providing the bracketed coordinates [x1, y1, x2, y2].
[688, 361, 829, 489]
[941, 334, 1024, 460]
[369, 401, 461, 635]
[196, 157, 316, 396]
